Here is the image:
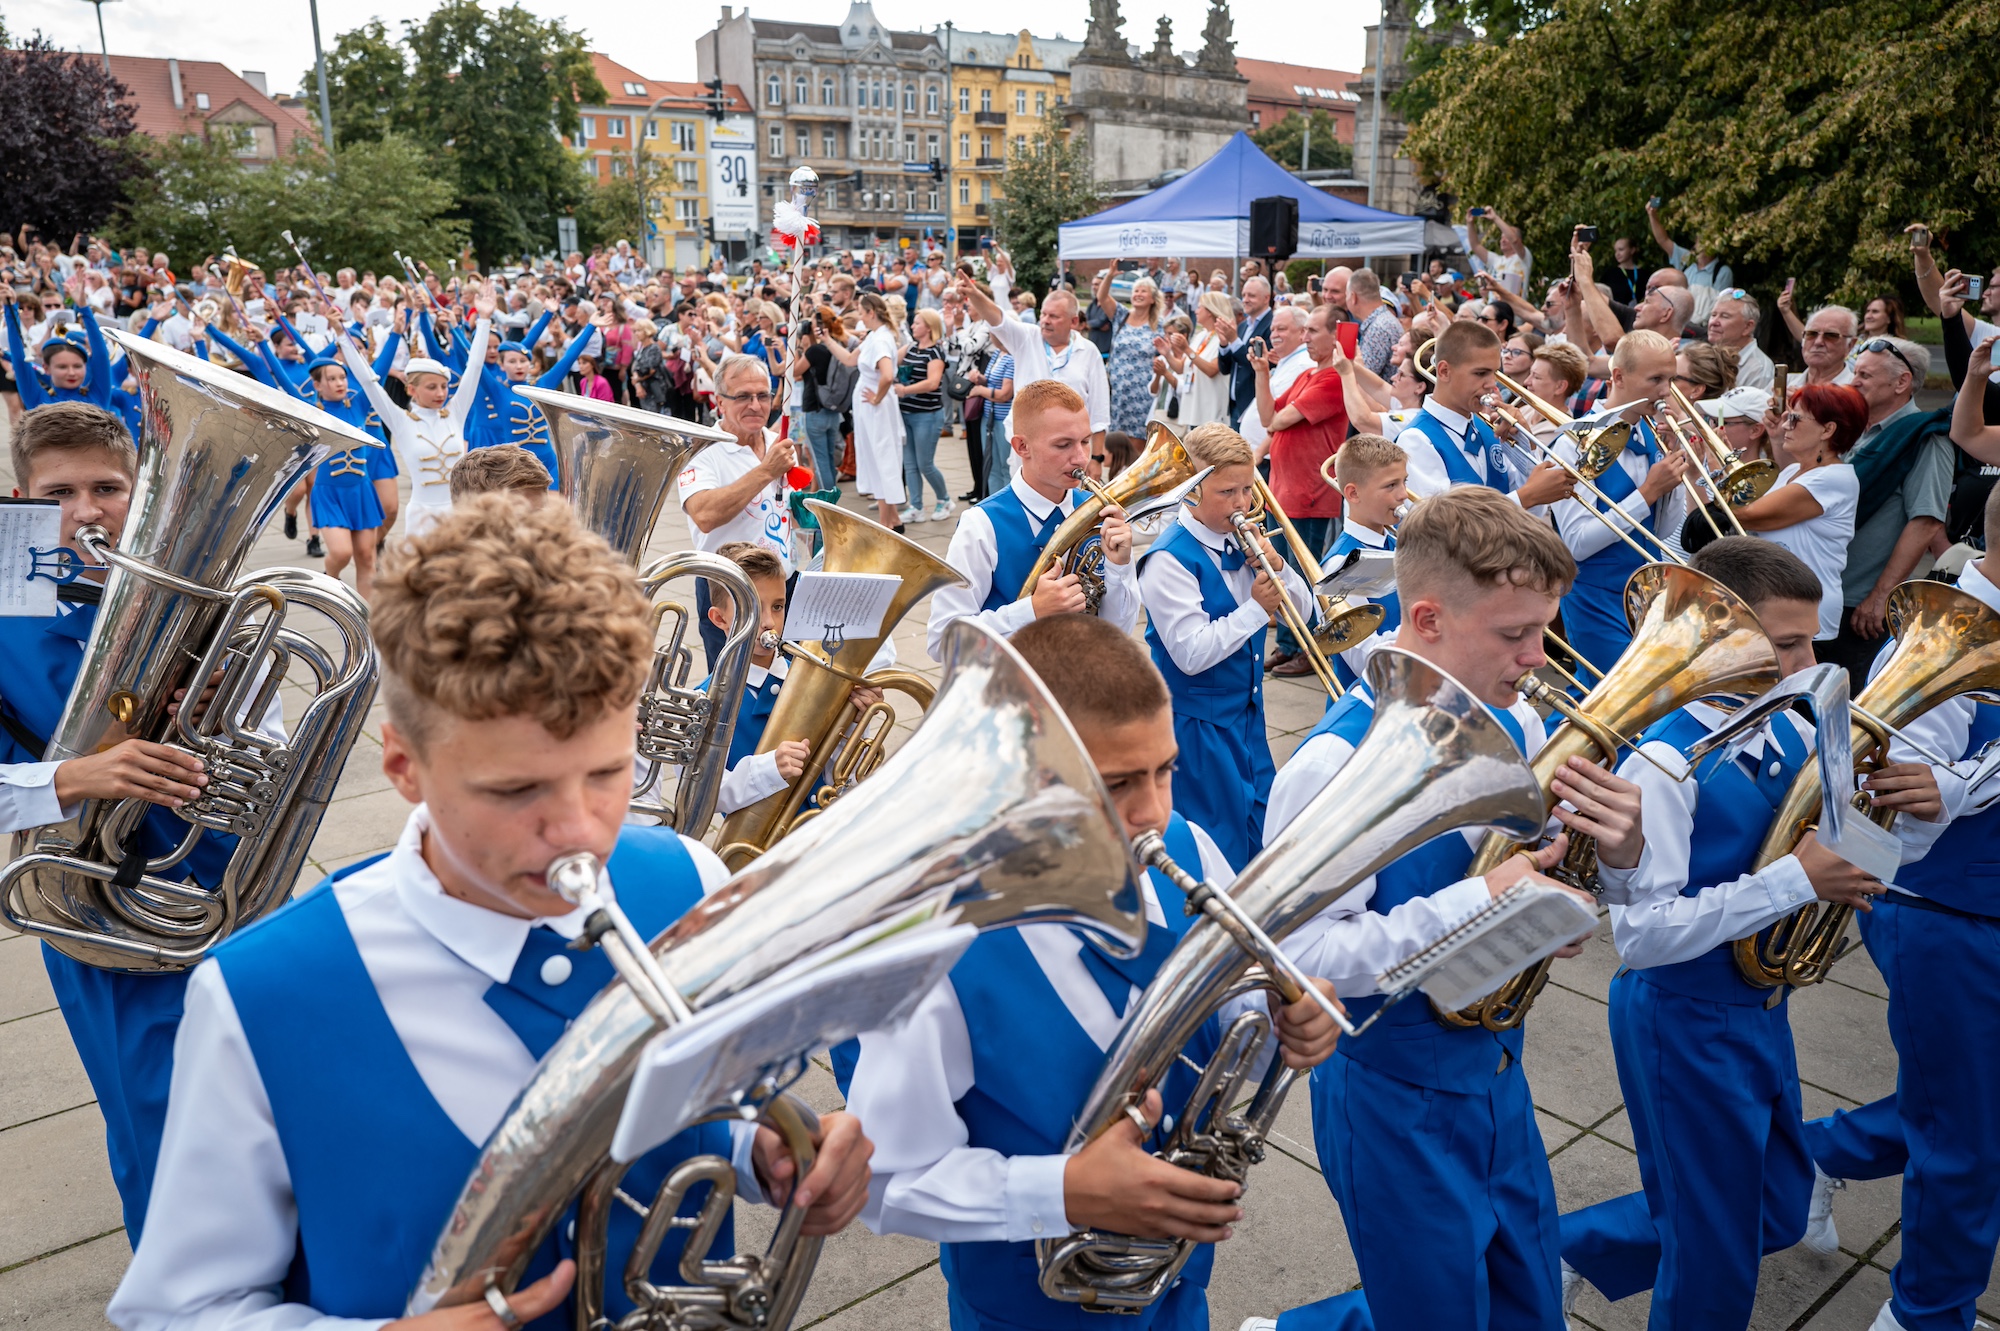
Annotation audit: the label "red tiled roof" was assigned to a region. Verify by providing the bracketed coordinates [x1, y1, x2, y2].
[1236, 56, 1363, 110]
[585, 53, 749, 114]
[94, 54, 320, 154]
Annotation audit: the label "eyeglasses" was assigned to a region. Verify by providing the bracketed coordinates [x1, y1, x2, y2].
[1800, 329, 1851, 342]
[719, 390, 775, 404]
[1860, 338, 1915, 377]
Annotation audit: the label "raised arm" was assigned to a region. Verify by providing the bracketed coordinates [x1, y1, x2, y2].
[1951, 338, 2000, 463]
[534, 320, 597, 389]
[1645, 200, 1677, 259]
[522, 306, 556, 353]
[3, 299, 50, 408]
[79, 307, 114, 404]
[371, 327, 403, 381]
[1093, 265, 1118, 321]
[449, 308, 495, 421]
[203, 324, 279, 389]
[337, 331, 400, 425]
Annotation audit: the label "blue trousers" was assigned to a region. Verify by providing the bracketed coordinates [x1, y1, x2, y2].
[1312, 1052, 1564, 1331]
[985, 412, 1014, 499]
[1276, 1290, 1375, 1330]
[1803, 899, 2000, 1331]
[800, 408, 845, 490]
[944, 1262, 1206, 1330]
[1558, 584, 1636, 685]
[42, 947, 190, 1243]
[1168, 707, 1273, 872]
[902, 407, 948, 509]
[1560, 970, 1812, 1329]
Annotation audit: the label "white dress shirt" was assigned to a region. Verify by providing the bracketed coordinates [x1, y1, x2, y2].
[1549, 421, 1684, 564]
[984, 270, 1111, 436]
[925, 474, 1141, 662]
[0, 761, 70, 833]
[1268, 676, 1639, 997]
[1137, 511, 1312, 676]
[1392, 400, 1527, 504]
[109, 805, 753, 1331]
[1330, 519, 1395, 684]
[1239, 345, 1313, 453]
[846, 823, 1261, 1244]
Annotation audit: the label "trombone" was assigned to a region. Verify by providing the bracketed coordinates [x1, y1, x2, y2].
[1242, 476, 1387, 694]
[1670, 383, 1777, 507]
[1229, 510, 1340, 695]
[1656, 410, 1741, 539]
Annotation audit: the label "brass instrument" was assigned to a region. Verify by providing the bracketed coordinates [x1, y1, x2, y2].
[1412, 337, 1629, 479]
[1655, 410, 1735, 541]
[1670, 383, 1776, 506]
[1037, 647, 1547, 1310]
[1, 332, 380, 971]
[714, 501, 965, 869]
[1229, 511, 1341, 696]
[1442, 563, 1780, 1030]
[1018, 421, 1199, 613]
[410, 619, 1151, 1331]
[1242, 477, 1385, 689]
[1737, 581, 2000, 988]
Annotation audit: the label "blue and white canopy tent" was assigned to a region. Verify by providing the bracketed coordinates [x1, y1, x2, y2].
[1056, 132, 1427, 263]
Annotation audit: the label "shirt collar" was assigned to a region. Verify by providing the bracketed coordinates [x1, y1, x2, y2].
[1010, 472, 1075, 521]
[1686, 698, 1791, 761]
[744, 655, 791, 690]
[390, 804, 592, 985]
[1177, 509, 1234, 552]
[1860, 399, 1920, 443]
[1423, 399, 1473, 435]
[1960, 559, 2000, 616]
[1340, 518, 1391, 548]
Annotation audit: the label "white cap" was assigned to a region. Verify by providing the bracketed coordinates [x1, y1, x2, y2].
[404, 357, 451, 380]
[1697, 386, 1772, 421]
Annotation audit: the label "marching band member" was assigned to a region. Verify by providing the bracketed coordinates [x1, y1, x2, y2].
[0, 404, 219, 1241]
[1263, 487, 1636, 1331]
[1547, 329, 1690, 672]
[841, 613, 1342, 1331]
[448, 442, 555, 504]
[1135, 422, 1312, 869]
[1558, 537, 1944, 1331]
[1390, 322, 1570, 510]
[477, 317, 594, 489]
[926, 380, 1139, 663]
[1803, 485, 2000, 1331]
[108, 496, 875, 1331]
[1323, 433, 1409, 691]
[297, 357, 388, 597]
[339, 289, 496, 538]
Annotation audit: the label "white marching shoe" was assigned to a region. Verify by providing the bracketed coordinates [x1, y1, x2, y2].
[1238, 1320, 1279, 1331]
[1561, 1258, 1585, 1330]
[1867, 1300, 1907, 1331]
[1801, 1163, 1845, 1255]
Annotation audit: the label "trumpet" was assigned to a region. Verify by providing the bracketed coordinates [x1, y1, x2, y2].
[1442, 564, 1780, 1030]
[1019, 421, 1199, 612]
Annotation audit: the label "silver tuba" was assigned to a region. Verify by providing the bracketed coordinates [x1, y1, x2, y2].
[1037, 648, 1547, 1311]
[512, 385, 762, 834]
[408, 619, 1149, 1331]
[2, 331, 379, 972]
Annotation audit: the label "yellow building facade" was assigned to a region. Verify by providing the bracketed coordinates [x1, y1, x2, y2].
[945, 29, 1080, 244]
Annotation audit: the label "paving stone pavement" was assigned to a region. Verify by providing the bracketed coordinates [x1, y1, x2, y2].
[3, 412, 1995, 1330]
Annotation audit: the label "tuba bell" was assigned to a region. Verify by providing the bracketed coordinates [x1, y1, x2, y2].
[510, 385, 763, 834]
[2, 332, 380, 972]
[1442, 563, 1779, 1030]
[1019, 421, 1200, 614]
[408, 619, 1149, 1331]
[713, 500, 965, 869]
[1037, 647, 1547, 1311]
[1737, 580, 2000, 988]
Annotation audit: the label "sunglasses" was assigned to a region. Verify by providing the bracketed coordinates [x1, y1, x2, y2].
[1717, 288, 1750, 302]
[1860, 337, 1915, 377]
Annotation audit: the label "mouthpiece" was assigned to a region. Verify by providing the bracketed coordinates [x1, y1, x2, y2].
[545, 852, 603, 908]
[757, 629, 783, 652]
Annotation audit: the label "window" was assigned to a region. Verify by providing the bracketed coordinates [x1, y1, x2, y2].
[980, 89, 991, 112]
[1250, 109, 1261, 127]
[926, 132, 939, 160]
[905, 189, 916, 211]
[675, 159, 699, 185]
[1017, 53, 1030, 69]
[1015, 89, 1026, 115]
[610, 158, 627, 178]
[872, 81, 884, 108]
[623, 81, 647, 96]
[903, 132, 916, 162]
[903, 83, 916, 113]
[822, 77, 836, 105]
[1014, 134, 1026, 155]
[794, 75, 808, 104]
[1035, 91, 1046, 115]
[766, 75, 782, 105]
[874, 128, 886, 157]
[958, 132, 969, 159]
[823, 127, 837, 156]
[979, 132, 991, 156]
[926, 85, 939, 115]
[606, 117, 627, 137]
[571, 125, 588, 149]
[671, 121, 697, 151]
[980, 179, 992, 202]
[958, 87, 969, 113]
[676, 198, 700, 225]
[195, 92, 211, 110]
[958, 177, 969, 205]
[768, 122, 783, 156]
[578, 115, 596, 142]
[797, 128, 810, 156]
[927, 188, 939, 212]
[644, 118, 659, 140]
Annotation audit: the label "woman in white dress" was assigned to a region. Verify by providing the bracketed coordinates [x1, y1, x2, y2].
[1179, 290, 1234, 427]
[827, 292, 907, 530]
[1729, 381, 1865, 641]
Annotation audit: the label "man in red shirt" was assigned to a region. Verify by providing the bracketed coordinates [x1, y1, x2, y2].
[1253, 303, 1352, 675]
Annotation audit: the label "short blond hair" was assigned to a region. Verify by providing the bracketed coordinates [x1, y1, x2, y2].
[1531, 341, 1589, 395]
[371, 494, 651, 748]
[450, 445, 553, 501]
[1182, 422, 1254, 470]
[1011, 378, 1088, 439]
[1333, 433, 1406, 490]
[1396, 486, 1574, 607]
[1611, 328, 1676, 375]
[913, 308, 944, 341]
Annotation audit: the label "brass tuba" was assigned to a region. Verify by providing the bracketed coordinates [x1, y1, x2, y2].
[1018, 421, 1200, 614]
[1737, 581, 2000, 988]
[511, 385, 762, 834]
[1442, 563, 1779, 1030]
[713, 500, 964, 869]
[1, 332, 380, 971]
[408, 619, 1150, 1331]
[1037, 648, 1547, 1311]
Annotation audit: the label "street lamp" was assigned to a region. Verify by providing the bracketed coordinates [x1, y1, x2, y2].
[75, 0, 116, 74]
[308, 0, 335, 161]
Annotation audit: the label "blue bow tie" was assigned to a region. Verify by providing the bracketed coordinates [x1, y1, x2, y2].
[1217, 538, 1247, 573]
[483, 925, 614, 1060]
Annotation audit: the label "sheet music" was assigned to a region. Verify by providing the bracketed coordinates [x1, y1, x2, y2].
[0, 499, 62, 618]
[1376, 880, 1598, 1012]
[783, 571, 901, 644]
[611, 923, 975, 1163]
[1315, 548, 1397, 600]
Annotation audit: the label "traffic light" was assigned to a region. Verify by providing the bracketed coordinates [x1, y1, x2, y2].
[702, 218, 717, 242]
[705, 78, 726, 122]
[929, 156, 942, 182]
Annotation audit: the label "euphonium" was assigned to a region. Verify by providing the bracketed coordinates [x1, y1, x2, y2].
[1018, 421, 1200, 613]
[713, 501, 965, 868]
[409, 619, 1149, 1331]
[1, 332, 379, 972]
[511, 385, 763, 834]
[1737, 581, 2000, 988]
[1037, 648, 1547, 1311]
[1443, 563, 1779, 1030]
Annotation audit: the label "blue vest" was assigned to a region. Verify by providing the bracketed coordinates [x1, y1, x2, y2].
[213, 825, 730, 1324]
[1306, 689, 1532, 1091]
[0, 607, 235, 889]
[1629, 708, 1811, 1006]
[720, 669, 786, 772]
[1139, 522, 1264, 726]
[1408, 409, 1509, 494]
[976, 486, 1087, 614]
[1324, 528, 1398, 692]
[1895, 702, 2000, 917]
[940, 814, 1220, 1329]
[1567, 421, 1661, 603]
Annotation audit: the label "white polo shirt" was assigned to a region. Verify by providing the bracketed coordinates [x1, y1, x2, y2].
[677, 427, 795, 573]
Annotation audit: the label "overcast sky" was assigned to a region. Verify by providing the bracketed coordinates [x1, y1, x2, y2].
[7, 0, 1374, 95]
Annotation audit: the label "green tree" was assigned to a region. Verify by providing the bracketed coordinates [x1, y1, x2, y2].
[1402, 0, 2000, 306]
[308, 19, 407, 150]
[992, 110, 1101, 292]
[1251, 110, 1353, 174]
[574, 176, 642, 253]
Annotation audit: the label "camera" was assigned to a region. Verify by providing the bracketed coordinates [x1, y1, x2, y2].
[1308, 275, 1322, 293]
[1969, 276, 1987, 301]
[1467, 207, 1488, 218]
[1248, 337, 1268, 359]
[1575, 225, 1598, 244]
[1909, 226, 1932, 250]
[1647, 196, 1662, 210]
